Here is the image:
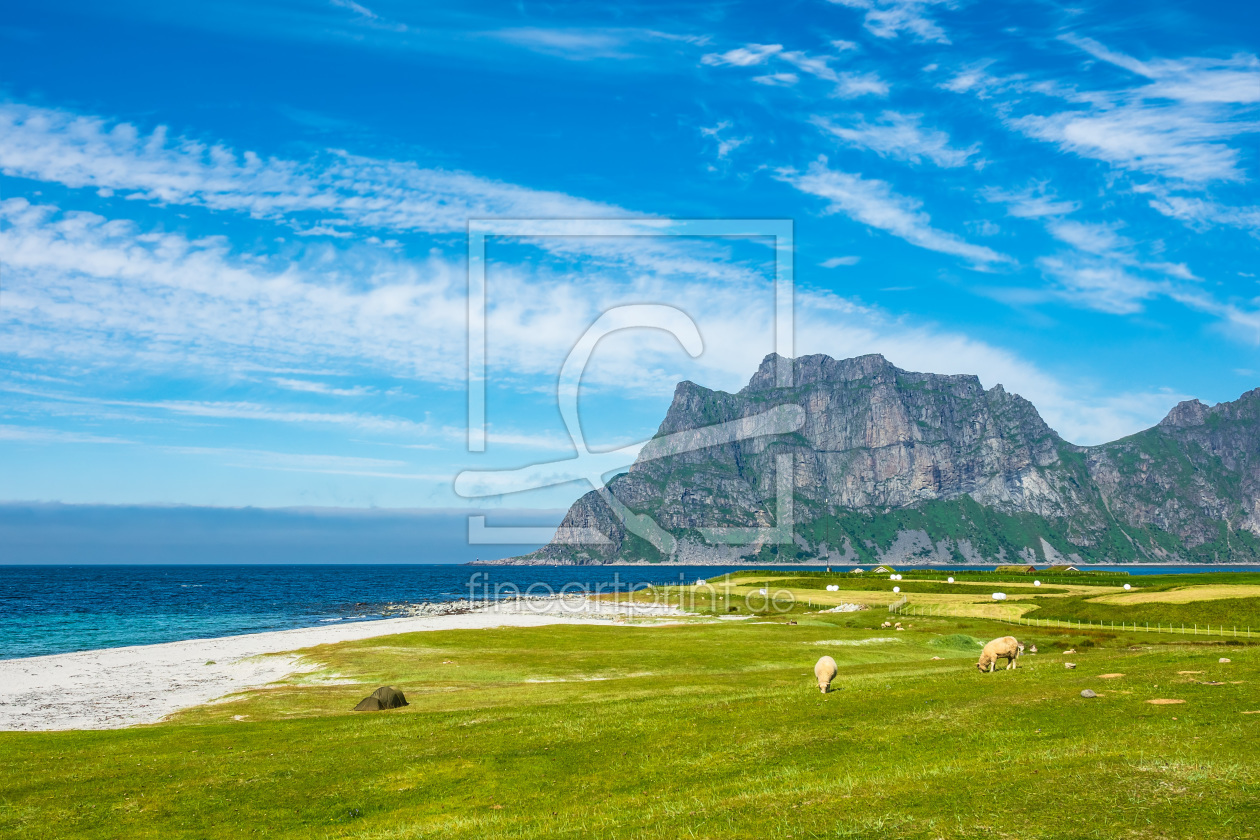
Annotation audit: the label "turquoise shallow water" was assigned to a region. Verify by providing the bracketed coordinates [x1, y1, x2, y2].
[0, 564, 745, 659]
[1, 563, 1252, 659]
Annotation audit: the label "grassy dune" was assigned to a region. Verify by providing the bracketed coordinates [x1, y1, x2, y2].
[1, 600, 1258, 839]
[1090, 585, 1260, 605]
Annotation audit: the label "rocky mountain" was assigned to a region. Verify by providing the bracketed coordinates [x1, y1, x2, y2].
[505, 353, 1260, 565]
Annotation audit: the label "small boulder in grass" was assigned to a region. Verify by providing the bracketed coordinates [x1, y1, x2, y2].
[1220, 658, 1232, 664]
[1080, 689, 1097, 699]
[354, 686, 409, 711]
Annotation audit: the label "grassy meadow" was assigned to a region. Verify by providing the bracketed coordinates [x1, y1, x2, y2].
[1, 570, 1258, 839]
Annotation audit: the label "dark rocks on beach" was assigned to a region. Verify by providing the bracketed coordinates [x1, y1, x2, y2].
[354, 686, 409, 711]
[1080, 689, 1098, 699]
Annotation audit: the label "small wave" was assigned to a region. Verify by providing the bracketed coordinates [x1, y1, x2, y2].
[318, 618, 344, 623]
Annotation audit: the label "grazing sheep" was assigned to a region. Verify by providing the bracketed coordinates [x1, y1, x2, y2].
[976, 636, 1022, 673]
[814, 655, 839, 693]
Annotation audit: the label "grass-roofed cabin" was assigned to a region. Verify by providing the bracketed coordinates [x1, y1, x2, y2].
[995, 564, 1037, 573]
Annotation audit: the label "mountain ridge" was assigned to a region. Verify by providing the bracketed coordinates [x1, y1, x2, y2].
[499, 353, 1260, 565]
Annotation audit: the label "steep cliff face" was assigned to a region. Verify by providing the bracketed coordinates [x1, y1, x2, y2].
[1085, 390, 1260, 559]
[509, 355, 1260, 565]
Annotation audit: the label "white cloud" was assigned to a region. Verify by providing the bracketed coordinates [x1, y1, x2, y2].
[1064, 35, 1260, 105]
[1143, 193, 1260, 234]
[1012, 39, 1260, 184]
[272, 378, 378, 397]
[0, 193, 1178, 447]
[701, 43, 782, 66]
[753, 72, 799, 87]
[485, 27, 693, 60]
[0, 197, 473, 385]
[939, 64, 1003, 97]
[1146, 262, 1199, 281]
[779, 51, 838, 79]
[168, 445, 408, 471]
[1014, 104, 1251, 184]
[821, 256, 861, 267]
[831, 72, 891, 98]
[1030, 216, 1254, 323]
[1036, 255, 1160, 315]
[827, 0, 954, 44]
[699, 121, 750, 160]
[812, 111, 979, 167]
[943, 41, 1259, 188]
[0, 424, 131, 445]
[0, 102, 627, 235]
[0, 102, 773, 293]
[779, 51, 889, 98]
[983, 185, 1080, 219]
[0, 197, 774, 403]
[1045, 220, 1132, 256]
[777, 157, 1010, 265]
[330, 0, 381, 22]
[124, 398, 434, 435]
[702, 43, 888, 98]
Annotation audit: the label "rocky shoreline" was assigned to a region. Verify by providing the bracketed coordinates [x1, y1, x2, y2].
[379, 594, 691, 620]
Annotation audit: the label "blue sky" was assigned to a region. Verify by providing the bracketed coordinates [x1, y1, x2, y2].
[1, 0, 1258, 514]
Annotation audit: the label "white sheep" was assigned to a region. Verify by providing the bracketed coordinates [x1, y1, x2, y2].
[976, 636, 1023, 673]
[815, 655, 839, 693]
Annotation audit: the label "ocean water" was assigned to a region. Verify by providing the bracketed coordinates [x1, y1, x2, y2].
[0, 564, 745, 659]
[1, 563, 1253, 660]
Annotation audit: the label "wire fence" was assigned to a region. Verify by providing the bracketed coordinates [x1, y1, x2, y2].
[889, 601, 1253, 638]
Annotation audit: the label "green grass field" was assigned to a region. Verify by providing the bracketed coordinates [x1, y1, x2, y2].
[2, 590, 1258, 840]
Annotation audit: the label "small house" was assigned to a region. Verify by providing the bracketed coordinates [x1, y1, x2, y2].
[1043, 564, 1081, 573]
[850, 567, 865, 573]
[871, 565, 896, 574]
[995, 564, 1037, 573]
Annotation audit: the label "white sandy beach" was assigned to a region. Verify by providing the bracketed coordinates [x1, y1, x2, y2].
[0, 598, 687, 732]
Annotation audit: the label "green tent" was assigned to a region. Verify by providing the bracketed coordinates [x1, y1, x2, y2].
[353, 686, 409, 711]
